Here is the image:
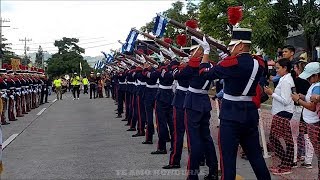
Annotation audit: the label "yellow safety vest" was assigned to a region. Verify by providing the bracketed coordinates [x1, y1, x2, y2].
[82, 78, 89, 85]
[53, 79, 62, 87]
[71, 76, 80, 86]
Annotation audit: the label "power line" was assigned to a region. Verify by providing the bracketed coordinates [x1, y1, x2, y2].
[11, 36, 106, 46]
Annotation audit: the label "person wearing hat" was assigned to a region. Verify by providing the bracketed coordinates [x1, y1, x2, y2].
[199, 28, 271, 180]
[141, 63, 159, 144]
[88, 72, 97, 99]
[0, 68, 9, 125]
[162, 48, 190, 169]
[175, 38, 219, 180]
[71, 72, 81, 100]
[292, 62, 320, 179]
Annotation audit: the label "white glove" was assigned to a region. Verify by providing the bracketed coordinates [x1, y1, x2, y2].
[156, 52, 165, 63]
[138, 55, 146, 63]
[191, 36, 210, 55]
[218, 51, 228, 60]
[160, 48, 176, 59]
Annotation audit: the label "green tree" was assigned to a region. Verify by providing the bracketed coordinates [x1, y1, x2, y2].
[0, 35, 21, 65]
[199, 0, 320, 57]
[47, 37, 90, 78]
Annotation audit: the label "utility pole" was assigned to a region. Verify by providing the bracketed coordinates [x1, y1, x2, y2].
[19, 37, 32, 65]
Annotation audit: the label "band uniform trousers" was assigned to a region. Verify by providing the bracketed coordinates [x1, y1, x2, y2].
[136, 93, 146, 134]
[15, 92, 23, 117]
[125, 91, 132, 122]
[90, 84, 96, 99]
[144, 88, 157, 142]
[155, 99, 173, 151]
[117, 89, 125, 115]
[8, 91, 16, 121]
[1, 97, 7, 123]
[169, 106, 185, 165]
[130, 93, 137, 129]
[219, 119, 270, 180]
[185, 108, 218, 180]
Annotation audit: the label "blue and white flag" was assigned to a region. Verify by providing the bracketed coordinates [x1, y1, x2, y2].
[106, 54, 114, 64]
[94, 60, 106, 70]
[152, 15, 167, 38]
[124, 30, 138, 52]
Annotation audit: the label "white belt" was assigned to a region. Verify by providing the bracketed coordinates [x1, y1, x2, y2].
[139, 82, 147, 86]
[127, 82, 134, 84]
[188, 87, 208, 94]
[159, 85, 172, 90]
[223, 93, 253, 102]
[146, 84, 158, 88]
[16, 88, 21, 90]
[176, 85, 188, 92]
[118, 82, 126, 85]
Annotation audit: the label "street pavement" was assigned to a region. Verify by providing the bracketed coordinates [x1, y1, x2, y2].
[1, 92, 317, 179]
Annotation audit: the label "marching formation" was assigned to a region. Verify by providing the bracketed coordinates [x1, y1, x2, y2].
[0, 64, 49, 125]
[99, 8, 319, 180]
[103, 12, 272, 178]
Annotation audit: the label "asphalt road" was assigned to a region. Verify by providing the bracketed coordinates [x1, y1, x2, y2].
[1, 92, 317, 179]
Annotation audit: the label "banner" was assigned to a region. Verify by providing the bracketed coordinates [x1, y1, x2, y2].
[152, 15, 167, 38]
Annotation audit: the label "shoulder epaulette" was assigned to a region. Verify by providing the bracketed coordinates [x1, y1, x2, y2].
[218, 56, 238, 67]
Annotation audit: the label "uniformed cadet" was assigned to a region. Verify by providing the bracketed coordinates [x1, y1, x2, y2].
[110, 72, 116, 100]
[132, 66, 147, 137]
[40, 70, 49, 104]
[0, 68, 9, 125]
[13, 71, 23, 118]
[171, 40, 217, 180]
[71, 72, 81, 100]
[82, 75, 89, 94]
[126, 66, 137, 130]
[198, 28, 271, 180]
[163, 51, 190, 169]
[142, 63, 158, 144]
[151, 60, 175, 155]
[116, 69, 126, 118]
[6, 66, 17, 121]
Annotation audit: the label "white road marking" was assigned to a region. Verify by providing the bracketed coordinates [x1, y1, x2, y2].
[36, 108, 47, 116]
[2, 134, 19, 149]
[52, 99, 57, 103]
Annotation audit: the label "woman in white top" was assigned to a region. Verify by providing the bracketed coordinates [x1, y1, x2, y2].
[292, 62, 320, 179]
[264, 58, 295, 175]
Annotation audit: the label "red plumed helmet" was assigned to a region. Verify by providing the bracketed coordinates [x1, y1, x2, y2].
[7, 65, 12, 70]
[164, 37, 172, 44]
[176, 34, 187, 47]
[147, 49, 153, 55]
[137, 49, 144, 54]
[227, 6, 243, 25]
[185, 19, 198, 29]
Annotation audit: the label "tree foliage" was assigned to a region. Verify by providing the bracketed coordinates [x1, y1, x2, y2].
[199, 0, 320, 56]
[0, 36, 21, 65]
[47, 37, 90, 78]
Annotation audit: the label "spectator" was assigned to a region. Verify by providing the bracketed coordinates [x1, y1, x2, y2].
[264, 58, 295, 175]
[292, 62, 320, 179]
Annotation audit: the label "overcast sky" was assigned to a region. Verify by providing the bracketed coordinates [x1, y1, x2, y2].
[1, 0, 179, 57]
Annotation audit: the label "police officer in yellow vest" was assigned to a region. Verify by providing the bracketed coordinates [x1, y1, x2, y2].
[71, 72, 81, 100]
[53, 76, 62, 100]
[82, 75, 89, 94]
